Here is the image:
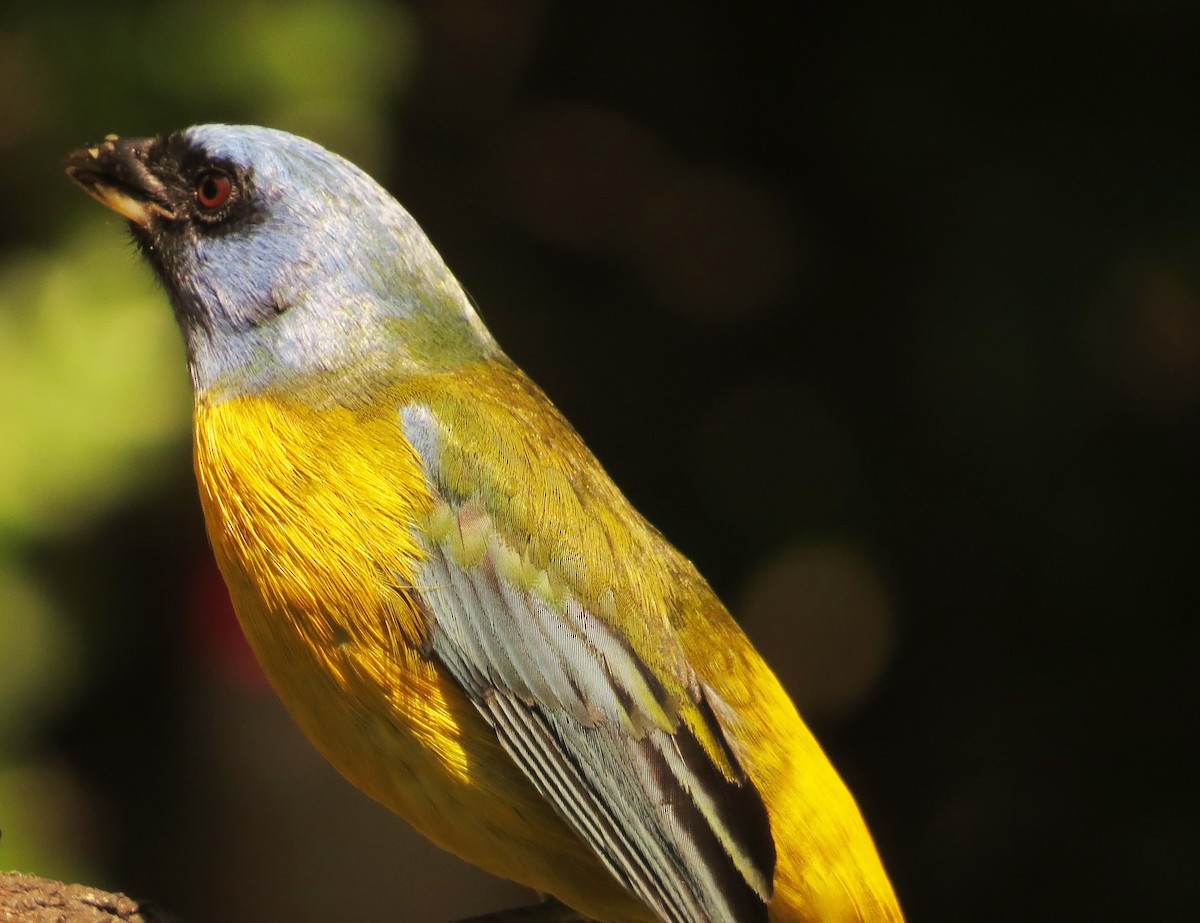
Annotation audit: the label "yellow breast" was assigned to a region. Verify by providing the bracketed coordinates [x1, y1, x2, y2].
[192, 391, 470, 777]
[191, 391, 646, 918]
[194, 391, 431, 648]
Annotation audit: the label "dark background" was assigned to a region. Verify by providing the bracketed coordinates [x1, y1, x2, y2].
[0, 2, 1196, 921]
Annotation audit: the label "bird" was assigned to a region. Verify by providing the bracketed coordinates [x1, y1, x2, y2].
[66, 125, 904, 923]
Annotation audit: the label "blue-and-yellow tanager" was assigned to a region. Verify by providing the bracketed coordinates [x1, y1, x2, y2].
[67, 126, 903, 923]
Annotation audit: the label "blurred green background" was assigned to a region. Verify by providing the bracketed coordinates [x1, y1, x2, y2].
[1, 1, 1196, 921]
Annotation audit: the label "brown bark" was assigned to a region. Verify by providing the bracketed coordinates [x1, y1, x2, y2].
[0, 872, 180, 923]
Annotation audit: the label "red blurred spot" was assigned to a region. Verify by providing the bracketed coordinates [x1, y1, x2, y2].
[189, 553, 269, 690]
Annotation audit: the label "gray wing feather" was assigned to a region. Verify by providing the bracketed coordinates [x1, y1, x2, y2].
[421, 540, 771, 923]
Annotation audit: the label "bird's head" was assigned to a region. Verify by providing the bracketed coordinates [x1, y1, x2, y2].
[67, 124, 494, 399]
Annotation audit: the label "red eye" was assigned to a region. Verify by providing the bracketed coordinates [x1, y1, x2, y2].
[196, 171, 232, 210]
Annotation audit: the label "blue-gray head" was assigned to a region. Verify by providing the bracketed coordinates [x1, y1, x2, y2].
[67, 124, 495, 398]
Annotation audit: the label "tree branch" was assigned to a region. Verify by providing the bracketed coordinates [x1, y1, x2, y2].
[0, 872, 181, 923]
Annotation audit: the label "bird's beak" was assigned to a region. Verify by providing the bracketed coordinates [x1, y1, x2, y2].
[66, 134, 177, 227]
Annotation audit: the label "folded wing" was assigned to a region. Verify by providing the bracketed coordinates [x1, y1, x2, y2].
[403, 385, 775, 923]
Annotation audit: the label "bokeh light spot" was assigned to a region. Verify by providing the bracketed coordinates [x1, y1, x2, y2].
[629, 167, 803, 323]
[738, 541, 895, 718]
[1089, 256, 1200, 417]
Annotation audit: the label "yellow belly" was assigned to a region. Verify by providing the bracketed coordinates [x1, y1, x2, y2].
[193, 392, 654, 922]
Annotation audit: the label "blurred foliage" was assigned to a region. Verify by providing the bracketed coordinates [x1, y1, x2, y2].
[0, 223, 187, 542]
[0, 2, 1196, 922]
